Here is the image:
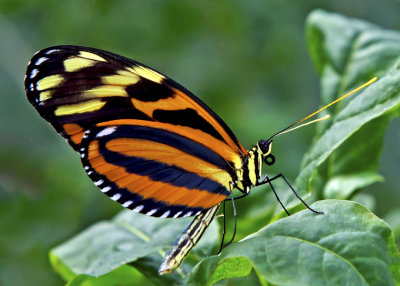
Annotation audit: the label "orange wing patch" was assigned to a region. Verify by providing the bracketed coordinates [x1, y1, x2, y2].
[62, 123, 85, 146]
[105, 138, 232, 187]
[97, 119, 243, 170]
[86, 138, 228, 210]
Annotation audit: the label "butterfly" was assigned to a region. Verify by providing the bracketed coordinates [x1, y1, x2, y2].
[24, 45, 376, 275]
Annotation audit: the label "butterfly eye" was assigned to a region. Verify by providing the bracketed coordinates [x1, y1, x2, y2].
[258, 139, 272, 154]
[264, 154, 275, 166]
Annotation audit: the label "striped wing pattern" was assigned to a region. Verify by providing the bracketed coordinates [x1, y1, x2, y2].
[25, 45, 246, 218]
[81, 122, 232, 217]
[25, 45, 246, 154]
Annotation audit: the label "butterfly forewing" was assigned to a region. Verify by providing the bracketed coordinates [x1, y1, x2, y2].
[25, 45, 246, 155]
[25, 45, 246, 217]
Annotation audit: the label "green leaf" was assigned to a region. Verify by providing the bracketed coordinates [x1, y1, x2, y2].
[384, 209, 400, 249]
[130, 255, 185, 286]
[50, 209, 218, 283]
[209, 257, 253, 285]
[323, 172, 384, 199]
[65, 265, 147, 286]
[189, 200, 400, 286]
[295, 10, 400, 202]
[352, 193, 376, 212]
[186, 256, 253, 286]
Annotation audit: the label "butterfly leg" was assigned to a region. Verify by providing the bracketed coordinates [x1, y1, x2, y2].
[224, 192, 237, 247]
[256, 174, 290, 216]
[218, 183, 238, 254]
[257, 173, 323, 215]
[218, 200, 227, 254]
[224, 181, 248, 201]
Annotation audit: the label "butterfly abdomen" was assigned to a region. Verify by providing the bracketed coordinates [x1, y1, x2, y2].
[158, 204, 221, 275]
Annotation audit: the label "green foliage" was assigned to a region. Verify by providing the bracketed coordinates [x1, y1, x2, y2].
[65, 266, 147, 286]
[323, 172, 383, 199]
[50, 210, 219, 281]
[297, 10, 400, 204]
[208, 257, 253, 285]
[190, 200, 400, 286]
[46, 10, 400, 286]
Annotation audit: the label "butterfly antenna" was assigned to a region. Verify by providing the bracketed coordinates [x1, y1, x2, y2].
[267, 77, 378, 141]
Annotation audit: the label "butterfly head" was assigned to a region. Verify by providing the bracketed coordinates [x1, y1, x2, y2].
[257, 139, 275, 166]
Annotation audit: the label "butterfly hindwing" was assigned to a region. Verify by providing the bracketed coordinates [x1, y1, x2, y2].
[81, 121, 233, 218]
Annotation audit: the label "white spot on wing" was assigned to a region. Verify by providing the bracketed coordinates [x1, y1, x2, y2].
[173, 211, 182, 218]
[35, 57, 48, 65]
[101, 186, 111, 193]
[122, 201, 133, 208]
[146, 209, 158, 216]
[84, 166, 89, 170]
[30, 69, 39, 79]
[46, 49, 61, 54]
[183, 211, 193, 217]
[111, 193, 121, 201]
[195, 211, 201, 216]
[87, 171, 93, 175]
[94, 179, 104, 186]
[161, 210, 171, 218]
[96, 127, 116, 138]
[134, 205, 144, 212]
[30, 83, 35, 91]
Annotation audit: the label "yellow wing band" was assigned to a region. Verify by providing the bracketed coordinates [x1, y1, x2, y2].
[64, 51, 106, 72]
[55, 100, 106, 116]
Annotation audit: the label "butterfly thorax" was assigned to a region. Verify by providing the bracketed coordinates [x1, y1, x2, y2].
[233, 139, 273, 194]
[234, 145, 263, 193]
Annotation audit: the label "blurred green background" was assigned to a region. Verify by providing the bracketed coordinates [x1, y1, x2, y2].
[1, 1, 400, 285]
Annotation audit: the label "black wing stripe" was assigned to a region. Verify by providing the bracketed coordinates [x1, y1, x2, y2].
[163, 76, 245, 153]
[83, 162, 204, 218]
[126, 78, 174, 102]
[81, 137, 210, 217]
[99, 145, 228, 194]
[152, 108, 225, 142]
[103, 125, 230, 171]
